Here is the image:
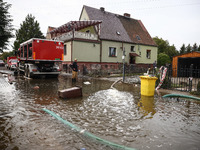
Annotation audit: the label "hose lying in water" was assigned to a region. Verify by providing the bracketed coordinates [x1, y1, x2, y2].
[110, 78, 122, 89]
[42, 108, 136, 150]
[162, 94, 200, 101]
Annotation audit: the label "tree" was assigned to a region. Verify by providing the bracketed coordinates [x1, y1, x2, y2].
[180, 44, 186, 54]
[13, 14, 44, 51]
[153, 36, 169, 54]
[157, 53, 171, 67]
[0, 51, 14, 61]
[165, 44, 179, 61]
[186, 44, 192, 53]
[153, 36, 178, 61]
[0, 0, 13, 52]
[192, 43, 198, 51]
[198, 45, 200, 51]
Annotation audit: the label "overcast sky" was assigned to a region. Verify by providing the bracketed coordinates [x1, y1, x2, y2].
[5, 0, 200, 51]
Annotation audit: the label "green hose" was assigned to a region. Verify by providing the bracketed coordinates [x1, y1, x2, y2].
[162, 94, 200, 101]
[42, 108, 136, 150]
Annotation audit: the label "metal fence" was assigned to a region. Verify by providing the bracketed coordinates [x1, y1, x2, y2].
[162, 65, 200, 92]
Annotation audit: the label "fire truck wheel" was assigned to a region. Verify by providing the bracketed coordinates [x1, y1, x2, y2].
[25, 68, 28, 77]
[27, 70, 31, 78]
[27, 68, 33, 78]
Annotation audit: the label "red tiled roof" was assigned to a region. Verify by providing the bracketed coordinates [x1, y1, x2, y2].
[83, 5, 157, 46]
[118, 16, 157, 46]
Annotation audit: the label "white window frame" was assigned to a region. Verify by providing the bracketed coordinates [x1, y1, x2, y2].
[109, 47, 117, 57]
[146, 50, 151, 59]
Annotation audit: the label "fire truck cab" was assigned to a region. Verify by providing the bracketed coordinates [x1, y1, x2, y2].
[7, 56, 17, 70]
[17, 38, 64, 78]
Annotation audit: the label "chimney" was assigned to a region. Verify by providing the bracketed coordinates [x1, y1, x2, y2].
[124, 13, 130, 18]
[100, 7, 105, 11]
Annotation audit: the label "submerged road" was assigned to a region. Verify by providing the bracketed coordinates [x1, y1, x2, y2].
[0, 67, 200, 150]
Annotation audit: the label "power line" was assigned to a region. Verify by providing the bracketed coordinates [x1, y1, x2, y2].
[87, 0, 200, 11]
[132, 2, 200, 11]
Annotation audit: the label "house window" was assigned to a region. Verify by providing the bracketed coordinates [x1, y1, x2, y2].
[116, 31, 120, 35]
[109, 47, 116, 57]
[131, 46, 135, 52]
[136, 35, 141, 41]
[146, 50, 151, 59]
[64, 45, 67, 55]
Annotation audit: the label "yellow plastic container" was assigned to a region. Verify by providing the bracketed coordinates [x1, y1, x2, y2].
[140, 76, 158, 96]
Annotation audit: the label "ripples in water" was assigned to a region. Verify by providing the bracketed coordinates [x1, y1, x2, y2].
[0, 74, 200, 150]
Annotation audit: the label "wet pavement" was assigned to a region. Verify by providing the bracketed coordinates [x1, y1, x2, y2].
[0, 67, 200, 150]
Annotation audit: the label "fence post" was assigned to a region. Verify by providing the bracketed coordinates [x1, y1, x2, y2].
[167, 64, 172, 89]
[189, 64, 193, 92]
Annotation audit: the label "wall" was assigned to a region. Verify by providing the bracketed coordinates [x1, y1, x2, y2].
[63, 39, 157, 70]
[72, 40, 100, 62]
[101, 40, 157, 64]
[101, 40, 123, 63]
[79, 26, 96, 35]
[63, 41, 72, 62]
[79, 7, 89, 21]
[136, 45, 157, 64]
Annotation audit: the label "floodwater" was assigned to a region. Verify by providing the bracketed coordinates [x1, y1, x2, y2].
[0, 72, 200, 150]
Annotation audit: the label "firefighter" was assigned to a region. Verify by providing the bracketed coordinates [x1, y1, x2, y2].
[70, 58, 78, 82]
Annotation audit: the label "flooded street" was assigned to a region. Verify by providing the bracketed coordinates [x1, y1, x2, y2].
[0, 71, 200, 150]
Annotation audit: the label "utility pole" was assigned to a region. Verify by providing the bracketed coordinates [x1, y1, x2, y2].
[122, 48, 126, 82]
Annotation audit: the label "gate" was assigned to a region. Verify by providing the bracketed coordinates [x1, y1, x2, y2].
[163, 64, 200, 92]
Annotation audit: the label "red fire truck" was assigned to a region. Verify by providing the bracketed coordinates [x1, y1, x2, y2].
[7, 56, 17, 70]
[17, 38, 64, 78]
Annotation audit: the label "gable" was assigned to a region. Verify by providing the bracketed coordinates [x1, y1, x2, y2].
[46, 26, 56, 39]
[82, 5, 132, 43]
[79, 7, 90, 21]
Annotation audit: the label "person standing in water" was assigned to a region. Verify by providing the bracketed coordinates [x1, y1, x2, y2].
[70, 58, 78, 82]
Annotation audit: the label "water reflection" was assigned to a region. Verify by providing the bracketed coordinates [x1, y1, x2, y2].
[138, 95, 156, 118]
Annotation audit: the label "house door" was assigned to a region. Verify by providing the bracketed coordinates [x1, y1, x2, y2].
[130, 55, 135, 64]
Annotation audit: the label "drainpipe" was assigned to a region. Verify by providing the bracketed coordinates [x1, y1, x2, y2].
[122, 42, 126, 82]
[71, 40, 73, 63]
[99, 23, 102, 64]
[100, 41, 102, 63]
